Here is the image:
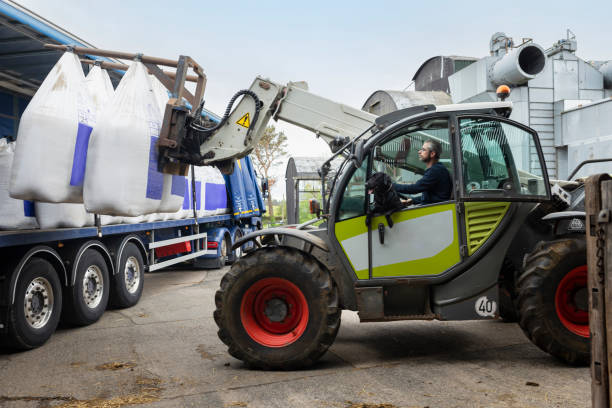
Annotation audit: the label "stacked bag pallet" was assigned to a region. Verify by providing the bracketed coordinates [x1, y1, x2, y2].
[4, 51, 231, 230]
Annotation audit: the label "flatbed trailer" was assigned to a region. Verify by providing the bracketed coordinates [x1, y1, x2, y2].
[0, 200, 262, 349]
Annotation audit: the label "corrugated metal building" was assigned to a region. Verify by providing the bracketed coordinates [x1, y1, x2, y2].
[448, 32, 612, 179]
[412, 55, 477, 93]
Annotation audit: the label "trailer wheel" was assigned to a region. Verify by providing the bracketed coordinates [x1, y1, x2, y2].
[5, 258, 62, 349]
[221, 234, 231, 265]
[64, 249, 110, 326]
[110, 243, 144, 308]
[228, 229, 243, 264]
[214, 247, 341, 369]
[517, 238, 589, 365]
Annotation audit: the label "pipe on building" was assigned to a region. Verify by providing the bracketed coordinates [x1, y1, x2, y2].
[490, 43, 546, 86]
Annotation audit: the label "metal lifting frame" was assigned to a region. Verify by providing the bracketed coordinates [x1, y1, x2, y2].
[43, 43, 207, 108]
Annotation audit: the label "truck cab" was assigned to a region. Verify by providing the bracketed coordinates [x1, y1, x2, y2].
[330, 104, 551, 318]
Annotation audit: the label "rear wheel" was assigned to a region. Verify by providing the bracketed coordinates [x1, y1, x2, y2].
[5, 258, 62, 349]
[110, 242, 144, 308]
[517, 238, 589, 365]
[214, 247, 341, 369]
[64, 249, 110, 326]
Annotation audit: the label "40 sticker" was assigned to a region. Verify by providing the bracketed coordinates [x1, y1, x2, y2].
[475, 296, 497, 317]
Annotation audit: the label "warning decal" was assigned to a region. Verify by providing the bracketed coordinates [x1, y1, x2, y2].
[236, 112, 250, 128]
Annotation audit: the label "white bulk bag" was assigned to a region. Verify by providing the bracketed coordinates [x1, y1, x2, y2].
[159, 172, 186, 213]
[84, 61, 165, 216]
[0, 139, 38, 230]
[193, 166, 211, 217]
[121, 215, 146, 224]
[166, 166, 194, 220]
[35, 202, 94, 229]
[10, 52, 93, 203]
[85, 64, 114, 117]
[149, 75, 184, 214]
[149, 74, 169, 115]
[99, 215, 122, 225]
[202, 166, 229, 215]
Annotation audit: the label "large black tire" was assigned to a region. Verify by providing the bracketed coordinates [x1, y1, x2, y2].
[4, 258, 62, 349]
[110, 243, 144, 308]
[498, 258, 518, 322]
[517, 238, 589, 365]
[214, 247, 341, 369]
[63, 249, 110, 326]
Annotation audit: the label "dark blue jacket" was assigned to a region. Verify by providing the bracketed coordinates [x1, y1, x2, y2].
[393, 163, 452, 205]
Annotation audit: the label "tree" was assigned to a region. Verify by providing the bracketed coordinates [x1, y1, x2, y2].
[251, 125, 288, 218]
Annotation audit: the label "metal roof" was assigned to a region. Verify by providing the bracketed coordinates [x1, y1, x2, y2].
[286, 157, 326, 179]
[411, 55, 478, 82]
[0, 0, 123, 96]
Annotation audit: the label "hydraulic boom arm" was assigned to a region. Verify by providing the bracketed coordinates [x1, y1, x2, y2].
[158, 77, 376, 174]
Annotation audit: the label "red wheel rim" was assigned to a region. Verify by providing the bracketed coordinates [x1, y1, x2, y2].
[555, 265, 589, 338]
[240, 277, 309, 347]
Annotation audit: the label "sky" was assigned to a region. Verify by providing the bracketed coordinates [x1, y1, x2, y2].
[16, 0, 612, 198]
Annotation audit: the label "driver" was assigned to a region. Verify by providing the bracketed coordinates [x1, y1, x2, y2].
[394, 139, 452, 205]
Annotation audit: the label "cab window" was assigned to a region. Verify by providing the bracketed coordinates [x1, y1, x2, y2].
[337, 156, 368, 221]
[459, 117, 548, 198]
[371, 118, 452, 197]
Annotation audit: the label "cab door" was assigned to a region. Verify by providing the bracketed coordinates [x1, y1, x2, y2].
[456, 115, 551, 256]
[367, 116, 461, 278]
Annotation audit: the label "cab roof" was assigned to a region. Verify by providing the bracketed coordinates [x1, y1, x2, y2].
[374, 101, 513, 131]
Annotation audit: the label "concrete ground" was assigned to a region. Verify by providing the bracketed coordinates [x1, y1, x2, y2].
[0, 267, 590, 408]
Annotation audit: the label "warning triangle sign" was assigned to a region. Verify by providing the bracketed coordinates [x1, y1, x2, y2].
[236, 112, 250, 128]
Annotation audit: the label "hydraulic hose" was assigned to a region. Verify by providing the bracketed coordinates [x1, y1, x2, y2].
[189, 89, 263, 144]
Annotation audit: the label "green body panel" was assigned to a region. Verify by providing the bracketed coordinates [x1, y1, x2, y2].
[334, 215, 369, 279]
[464, 202, 510, 255]
[334, 204, 461, 280]
[371, 204, 460, 277]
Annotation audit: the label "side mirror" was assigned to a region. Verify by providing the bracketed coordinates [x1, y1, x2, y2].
[260, 178, 269, 198]
[309, 198, 321, 217]
[351, 139, 365, 168]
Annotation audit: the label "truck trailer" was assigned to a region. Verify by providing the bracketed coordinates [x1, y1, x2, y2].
[0, 1, 265, 349]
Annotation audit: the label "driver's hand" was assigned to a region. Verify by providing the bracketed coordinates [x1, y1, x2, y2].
[401, 198, 412, 206]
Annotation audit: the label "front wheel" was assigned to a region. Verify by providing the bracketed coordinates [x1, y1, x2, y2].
[214, 247, 341, 369]
[517, 238, 589, 365]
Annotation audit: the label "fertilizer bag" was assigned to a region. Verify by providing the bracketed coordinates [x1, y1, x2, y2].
[0, 139, 38, 230]
[10, 51, 93, 203]
[85, 64, 114, 117]
[84, 65, 122, 225]
[196, 165, 228, 216]
[84, 61, 165, 216]
[150, 74, 185, 214]
[35, 202, 94, 229]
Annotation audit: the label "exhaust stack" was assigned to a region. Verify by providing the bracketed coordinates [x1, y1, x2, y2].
[490, 43, 546, 86]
